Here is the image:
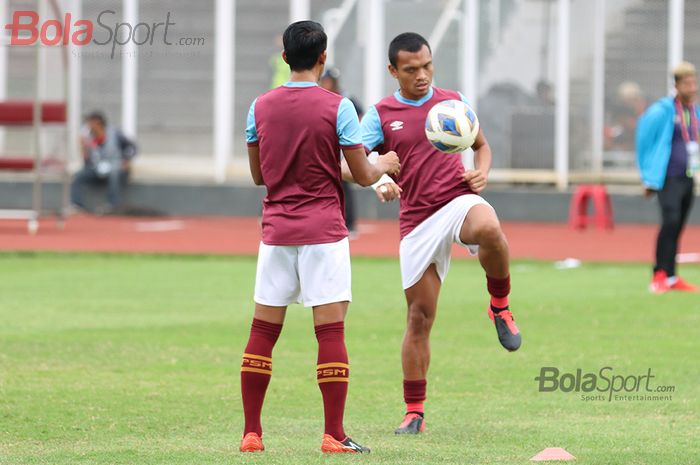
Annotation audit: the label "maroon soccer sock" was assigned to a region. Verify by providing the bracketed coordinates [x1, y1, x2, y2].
[487, 274, 511, 309]
[404, 379, 427, 415]
[315, 321, 349, 441]
[240, 318, 283, 436]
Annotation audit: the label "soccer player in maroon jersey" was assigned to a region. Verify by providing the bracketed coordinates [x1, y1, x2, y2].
[359, 32, 521, 434]
[239, 21, 400, 453]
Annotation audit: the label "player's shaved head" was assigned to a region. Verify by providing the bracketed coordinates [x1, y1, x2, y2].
[283, 21, 327, 72]
[389, 32, 431, 67]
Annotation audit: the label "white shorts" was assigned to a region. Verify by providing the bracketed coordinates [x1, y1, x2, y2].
[254, 237, 352, 307]
[399, 194, 492, 289]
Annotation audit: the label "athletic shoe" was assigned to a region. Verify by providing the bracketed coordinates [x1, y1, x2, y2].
[649, 270, 670, 294]
[240, 432, 264, 452]
[488, 306, 521, 351]
[669, 276, 698, 292]
[320, 434, 370, 453]
[394, 412, 425, 434]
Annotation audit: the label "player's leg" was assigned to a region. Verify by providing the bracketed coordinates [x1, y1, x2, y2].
[312, 302, 368, 453]
[300, 239, 369, 453]
[240, 305, 286, 451]
[396, 263, 441, 434]
[240, 243, 299, 452]
[653, 179, 684, 292]
[459, 204, 521, 351]
[313, 301, 348, 444]
[668, 178, 697, 291]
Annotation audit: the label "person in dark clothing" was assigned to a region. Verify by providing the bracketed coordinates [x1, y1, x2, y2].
[71, 112, 137, 214]
[636, 62, 699, 293]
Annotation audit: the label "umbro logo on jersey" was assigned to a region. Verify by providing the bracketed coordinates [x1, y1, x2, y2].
[390, 121, 404, 131]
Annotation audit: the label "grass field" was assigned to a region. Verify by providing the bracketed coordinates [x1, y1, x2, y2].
[0, 252, 699, 464]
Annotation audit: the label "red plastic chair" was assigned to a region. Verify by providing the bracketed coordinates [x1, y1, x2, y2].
[569, 184, 614, 230]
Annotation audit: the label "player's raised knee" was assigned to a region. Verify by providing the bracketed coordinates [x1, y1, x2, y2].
[406, 303, 435, 335]
[474, 221, 506, 247]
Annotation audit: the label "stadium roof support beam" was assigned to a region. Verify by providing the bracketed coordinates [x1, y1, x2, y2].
[668, 0, 684, 92]
[429, 0, 461, 57]
[591, 0, 605, 178]
[121, 0, 138, 139]
[290, 0, 310, 22]
[459, 0, 479, 107]
[324, 0, 359, 67]
[554, 0, 570, 190]
[214, 0, 235, 183]
[363, 0, 384, 110]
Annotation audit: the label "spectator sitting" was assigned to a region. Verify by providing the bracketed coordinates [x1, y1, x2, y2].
[70, 112, 137, 214]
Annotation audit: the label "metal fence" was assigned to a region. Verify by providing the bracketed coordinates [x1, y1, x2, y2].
[0, 0, 695, 187]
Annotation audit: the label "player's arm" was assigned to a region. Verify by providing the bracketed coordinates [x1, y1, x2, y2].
[343, 147, 400, 187]
[456, 92, 492, 194]
[357, 105, 403, 202]
[338, 98, 400, 186]
[245, 98, 264, 185]
[461, 129, 492, 194]
[248, 145, 264, 186]
[342, 153, 403, 202]
[340, 158, 354, 182]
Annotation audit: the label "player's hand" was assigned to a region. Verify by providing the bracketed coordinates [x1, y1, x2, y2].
[644, 187, 657, 198]
[375, 182, 402, 203]
[462, 169, 487, 193]
[376, 150, 401, 175]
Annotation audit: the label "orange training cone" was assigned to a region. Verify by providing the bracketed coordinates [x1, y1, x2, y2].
[530, 447, 576, 461]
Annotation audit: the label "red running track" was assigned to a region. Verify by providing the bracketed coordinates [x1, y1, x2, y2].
[1, 215, 699, 263]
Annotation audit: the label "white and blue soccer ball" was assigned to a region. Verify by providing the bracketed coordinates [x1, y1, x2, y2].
[424, 99, 480, 153]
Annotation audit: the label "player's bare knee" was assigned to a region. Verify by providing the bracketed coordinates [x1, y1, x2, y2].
[406, 303, 435, 336]
[475, 222, 505, 248]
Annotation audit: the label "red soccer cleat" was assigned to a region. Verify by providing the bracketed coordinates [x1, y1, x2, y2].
[240, 432, 264, 452]
[320, 434, 370, 453]
[670, 276, 698, 292]
[649, 270, 670, 294]
[488, 306, 521, 351]
[394, 412, 425, 434]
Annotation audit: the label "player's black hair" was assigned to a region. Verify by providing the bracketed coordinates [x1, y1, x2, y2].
[388, 32, 431, 67]
[282, 21, 327, 72]
[85, 111, 107, 127]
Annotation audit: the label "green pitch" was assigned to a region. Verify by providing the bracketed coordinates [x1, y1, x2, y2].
[0, 253, 698, 464]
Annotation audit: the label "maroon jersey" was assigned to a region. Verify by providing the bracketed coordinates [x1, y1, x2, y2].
[362, 87, 475, 239]
[247, 82, 363, 245]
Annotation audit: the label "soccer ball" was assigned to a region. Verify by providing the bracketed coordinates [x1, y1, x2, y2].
[424, 99, 480, 153]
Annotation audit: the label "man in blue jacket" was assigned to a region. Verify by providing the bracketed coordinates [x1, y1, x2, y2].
[636, 62, 699, 293]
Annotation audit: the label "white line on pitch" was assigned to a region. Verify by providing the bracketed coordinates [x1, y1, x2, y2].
[133, 220, 186, 232]
[677, 252, 700, 263]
